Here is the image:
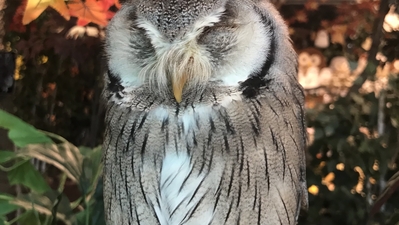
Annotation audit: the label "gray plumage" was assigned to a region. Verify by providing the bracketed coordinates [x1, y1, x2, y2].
[102, 0, 308, 224]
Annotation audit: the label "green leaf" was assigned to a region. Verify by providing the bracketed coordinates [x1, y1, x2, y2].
[0, 218, 6, 225]
[0, 151, 17, 164]
[15, 210, 48, 225]
[79, 146, 103, 196]
[0, 199, 20, 216]
[0, 110, 53, 147]
[16, 143, 83, 182]
[7, 161, 50, 194]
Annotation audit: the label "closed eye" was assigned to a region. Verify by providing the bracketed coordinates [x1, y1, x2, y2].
[128, 27, 155, 61]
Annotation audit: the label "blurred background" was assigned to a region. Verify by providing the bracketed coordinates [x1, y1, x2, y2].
[1, 0, 399, 224]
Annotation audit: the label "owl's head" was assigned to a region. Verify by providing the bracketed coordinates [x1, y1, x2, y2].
[105, 0, 297, 102]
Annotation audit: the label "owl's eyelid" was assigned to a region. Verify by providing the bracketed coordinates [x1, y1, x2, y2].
[201, 22, 238, 34]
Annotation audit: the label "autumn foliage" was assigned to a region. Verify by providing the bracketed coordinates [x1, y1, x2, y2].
[19, 0, 120, 27]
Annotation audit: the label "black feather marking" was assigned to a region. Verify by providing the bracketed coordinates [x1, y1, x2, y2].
[130, 152, 135, 178]
[107, 70, 124, 98]
[140, 133, 149, 160]
[182, 190, 209, 223]
[223, 134, 230, 153]
[252, 135, 258, 148]
[272, 92, 285, 107]
[236, 211, 241, 225]
[239, 136, 245, 174]
[118, 122, 128, 152]
[263, 147, 270, 191]
[255, 99, 262, 107]
[199, 91, 205, 102]
[220, 109, 235, 135]
[165, 121, 170, 145]
[130, 115, 138, 135]
[177, 121, 182, 139]
[208, 146, 215, 173]
[199, 144, 206, 175]
[270, 128, 278, 151]
[251, 122, 260, 137]
[257, 195, 262, 225]
[149, 199, 162, 225]
[251, 100, 261, 116]
[239, 77, 271, 99]
[125, 172, 134, 222]
[253, 180, 257, 210]
[246, 160, 251, 191]
[227, 165, 235, 197]
[212, 92, 218, 101]
[207, 131, 213, 147]
[170, 194, 190, 217]
[179, 163, 195, 192]
[236, 178, 242, 207]
[209, 117, 216, 132]
[134, 203, 141, 224]
[224, 198, 234, 224]
[187, 177, 206, 203]
[192, 131, 198, 147]
[137, 112, 148, 130]
[114, 113, 126, 162]
[138, 168, 148, 205]
[280, 137, 287, 179]
[277, 209, 284, 225]
[285, 119, 294, 133]
[186, 142, 191, 155]
[239, 10, 276, 99]
[174, 135, 178, 154]
[278, 189, 291, 224]
[161, 117, 169, 132]
[214, 177, 223, 210]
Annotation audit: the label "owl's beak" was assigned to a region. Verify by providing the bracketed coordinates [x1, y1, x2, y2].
[172, 75, 187, 103]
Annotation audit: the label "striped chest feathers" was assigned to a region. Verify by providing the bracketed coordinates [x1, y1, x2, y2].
[148, 93, 242, 225]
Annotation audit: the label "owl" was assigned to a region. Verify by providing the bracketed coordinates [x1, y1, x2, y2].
[297, 47, 327, 89]
[102, 0, 308, 224]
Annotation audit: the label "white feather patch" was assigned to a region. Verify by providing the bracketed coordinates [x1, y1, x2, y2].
[136, 19, 171, 52]
[155, 152, 210, 225]
[107, 6, 144, 87]
[211, 11, 271, 87]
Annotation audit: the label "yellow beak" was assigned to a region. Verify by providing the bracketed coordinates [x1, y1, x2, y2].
[172, 75, 187, 103]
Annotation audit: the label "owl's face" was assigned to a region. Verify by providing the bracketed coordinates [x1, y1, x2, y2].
[297, 47, 326, 78]
[106, 0, 273, 102]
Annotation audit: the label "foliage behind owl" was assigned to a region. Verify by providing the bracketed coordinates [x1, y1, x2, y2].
[102, 0, 308, 224]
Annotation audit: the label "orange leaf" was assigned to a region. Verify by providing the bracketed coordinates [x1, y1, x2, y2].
[22, 0, 70, 25]
[68, 0, 108, 26]
[97, 0, 116, 10]
[115, 0, 121, 9]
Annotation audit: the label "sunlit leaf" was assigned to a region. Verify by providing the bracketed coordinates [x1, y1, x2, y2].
[17, 143, 83, 182]
[8, 192, 72, 225]
[22, 0, 70, 25]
